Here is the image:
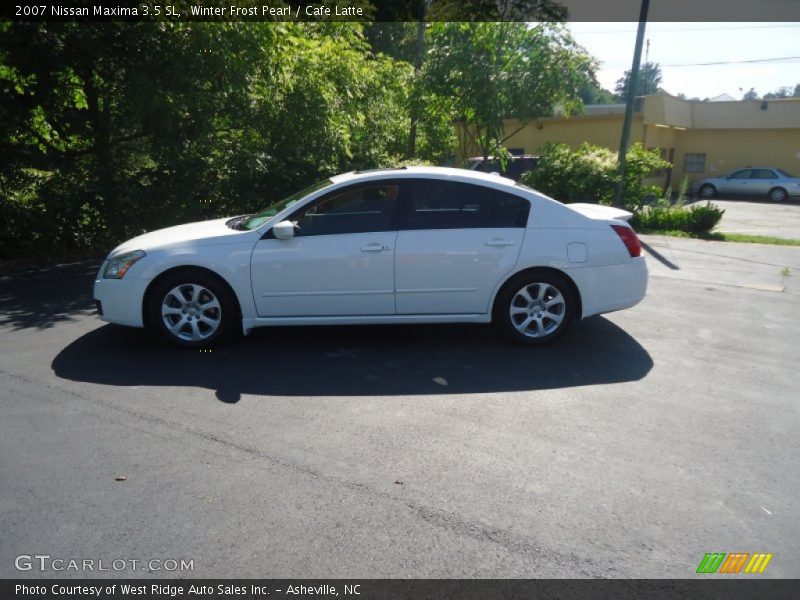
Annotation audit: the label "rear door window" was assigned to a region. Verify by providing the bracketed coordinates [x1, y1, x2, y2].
[402, 180, 530, 230]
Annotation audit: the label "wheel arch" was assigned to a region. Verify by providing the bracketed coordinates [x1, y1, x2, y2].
[142, 265, 243, 329]
[491, 266, 582, 321]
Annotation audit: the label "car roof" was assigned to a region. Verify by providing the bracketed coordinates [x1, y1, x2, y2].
[330, 166, 518, 188]
[727, 167, 779, 171]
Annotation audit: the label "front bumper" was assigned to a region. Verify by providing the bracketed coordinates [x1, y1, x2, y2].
[93, 273, 150, 328]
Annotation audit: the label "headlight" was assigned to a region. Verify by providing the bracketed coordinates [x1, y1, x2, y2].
[103, 250, 146, 279]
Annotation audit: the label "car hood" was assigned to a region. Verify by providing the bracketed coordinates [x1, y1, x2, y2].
[110, 217, 255, 257]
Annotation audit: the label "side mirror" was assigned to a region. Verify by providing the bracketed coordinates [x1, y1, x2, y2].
[272, 220, 296, 240]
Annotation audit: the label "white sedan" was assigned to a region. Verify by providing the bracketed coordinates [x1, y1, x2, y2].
[94, 167, 647, 347]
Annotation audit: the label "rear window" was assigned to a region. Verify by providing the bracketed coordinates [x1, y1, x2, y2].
[404, 180, 529, 230]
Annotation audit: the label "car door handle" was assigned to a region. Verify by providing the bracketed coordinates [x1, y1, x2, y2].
[361, 243, 389, 252]
[485, 239, 515, 247]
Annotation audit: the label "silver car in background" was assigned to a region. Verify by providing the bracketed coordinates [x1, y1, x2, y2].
[691, 167, 800, 202]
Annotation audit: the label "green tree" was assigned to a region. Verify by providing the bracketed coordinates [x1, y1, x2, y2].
[614, 61, 662, 100]
[578, 76, 616, 105]
[764, 86, 792, 100]
[423, 22, 595, 165]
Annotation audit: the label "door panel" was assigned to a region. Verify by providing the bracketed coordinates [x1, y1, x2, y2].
[394, 179, 528, 315]
[751, 169, 777, 194]
[250, 181, 401, 317]
[251, 232, 397, 316]
[395, 229, 523, 314]
[720, 169, 753, 195]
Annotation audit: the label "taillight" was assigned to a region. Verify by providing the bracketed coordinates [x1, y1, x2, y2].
[611, 224, 642, 257]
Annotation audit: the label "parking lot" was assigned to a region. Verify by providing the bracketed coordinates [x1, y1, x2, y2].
[1, 224, 799, 578]
[688, 197, 800, 240]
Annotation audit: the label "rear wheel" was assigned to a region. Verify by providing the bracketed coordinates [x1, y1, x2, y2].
[494, 271, 575, 345]
[699, 184, 716, 199]
[148, 271, 236, 348]
[769, 187, 788, 203]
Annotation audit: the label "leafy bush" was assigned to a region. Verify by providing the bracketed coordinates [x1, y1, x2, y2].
[521, 142, 670, 208]
[632, 201, 724, 234]
[521, 142, 618, 204]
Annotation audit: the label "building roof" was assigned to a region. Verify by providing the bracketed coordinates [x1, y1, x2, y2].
[564, 91, 800, 130]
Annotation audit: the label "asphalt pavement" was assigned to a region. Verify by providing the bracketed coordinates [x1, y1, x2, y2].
[1, 237, 798, 578]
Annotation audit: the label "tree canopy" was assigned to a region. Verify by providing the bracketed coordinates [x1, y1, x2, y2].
[614, 62, 662, 100]
[423, 22, 595, 162]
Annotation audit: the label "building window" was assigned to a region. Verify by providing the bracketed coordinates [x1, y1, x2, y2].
[684, 153, 706, 173]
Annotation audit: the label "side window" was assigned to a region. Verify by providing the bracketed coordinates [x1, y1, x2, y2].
[406, 181, 492, 229]
[753, 169, 776, 179]
[729, 169, 753, 179]
[404, 180, 529, 230]
[291, 184, 398, 236]
[494, 192, 530, 227]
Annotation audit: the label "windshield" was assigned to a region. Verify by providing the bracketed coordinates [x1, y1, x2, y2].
[241, 178, 335, 230]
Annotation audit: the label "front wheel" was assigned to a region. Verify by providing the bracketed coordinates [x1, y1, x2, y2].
[148, 271, 237, 348]
[494, 272, 575, 345]
[699, 184, 716, 199]
[769, 187, 788, 203]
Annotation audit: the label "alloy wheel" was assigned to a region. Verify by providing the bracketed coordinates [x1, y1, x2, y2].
[509, 282, 566, 338]
[770, 188, 787, 202]
[160, 283, 222, 342]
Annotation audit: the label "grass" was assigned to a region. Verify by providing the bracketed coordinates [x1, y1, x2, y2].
[637, 229, 800, 247]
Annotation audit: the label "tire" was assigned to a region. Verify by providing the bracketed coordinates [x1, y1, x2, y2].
[493, 271, 575, 345]
[699, 184, 716, 199]
[769, 187, 788, 203]
[148, 270, 237, 348]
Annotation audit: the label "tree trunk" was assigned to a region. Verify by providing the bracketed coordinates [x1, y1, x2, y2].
[406, 20, 426, 159]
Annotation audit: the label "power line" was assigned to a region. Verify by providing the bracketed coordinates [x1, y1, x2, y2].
[662, 55, 800, 67]
[575, 24, 800, 34]
[604, 55, 800, 68]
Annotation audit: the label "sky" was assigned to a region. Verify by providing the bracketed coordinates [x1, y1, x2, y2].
[567, 22, 800, 100]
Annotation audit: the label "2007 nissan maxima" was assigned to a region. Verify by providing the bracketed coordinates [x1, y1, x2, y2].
[93, 167, 647, 347]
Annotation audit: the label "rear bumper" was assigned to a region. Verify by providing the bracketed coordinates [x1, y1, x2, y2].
[93, 274, 150, 328]
[570, 257, 648, 319]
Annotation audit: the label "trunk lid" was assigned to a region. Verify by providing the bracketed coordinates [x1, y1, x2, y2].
[567, 203, 633, 222]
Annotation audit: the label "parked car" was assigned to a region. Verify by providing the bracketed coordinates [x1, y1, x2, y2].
[691, 167, 800, 202]
[94, 167, 647, 347]
[466, 155, 540, 181]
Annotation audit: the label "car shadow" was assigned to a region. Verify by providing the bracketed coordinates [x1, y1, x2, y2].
[52, 319, 653, 402]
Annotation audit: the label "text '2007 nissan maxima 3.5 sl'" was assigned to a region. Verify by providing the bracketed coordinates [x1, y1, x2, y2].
[94, 167, 647, 347]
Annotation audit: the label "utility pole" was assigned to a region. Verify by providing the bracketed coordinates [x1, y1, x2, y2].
[614, 0, 650, 207]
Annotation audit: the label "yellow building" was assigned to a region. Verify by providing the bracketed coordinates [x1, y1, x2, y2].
[470, 92, 800, 190]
